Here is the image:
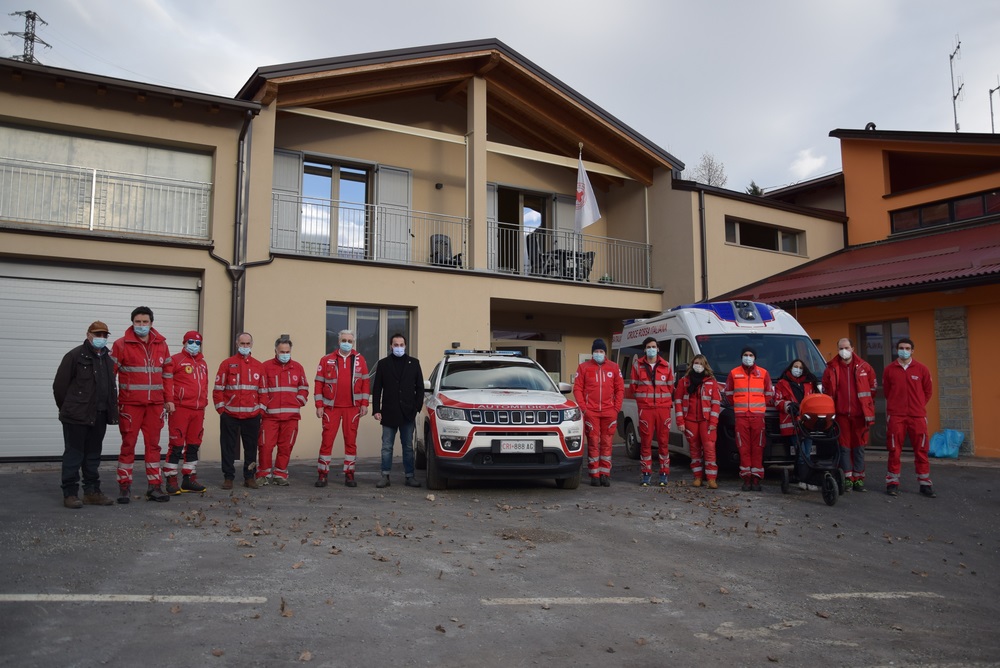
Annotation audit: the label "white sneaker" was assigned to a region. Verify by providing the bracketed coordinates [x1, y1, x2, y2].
[798, 482, 808, 490]
[807, 484, 820, 491]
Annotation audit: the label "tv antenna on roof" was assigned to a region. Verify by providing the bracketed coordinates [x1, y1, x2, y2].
[990, 76, 1000, 134]
[4, 10, 50, 64]
[949, 35, 964, 132]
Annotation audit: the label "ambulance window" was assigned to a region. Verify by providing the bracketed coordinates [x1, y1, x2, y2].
[673, 338, 693, 374]
[618, 346, 641, 383]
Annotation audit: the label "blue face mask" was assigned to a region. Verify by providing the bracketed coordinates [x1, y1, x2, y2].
[340, 342, 353, 354]
[91, 337, 107, 350]
[645, 348, 657, 359]
[238, 346, 252, 357]
[185, 342, 201, 355]
[592, 352, 606, 364]
[133, 325, 151, 337]
[743, 355, 755, 367]
[897, 349, 912, 361]
[277, 353, 291, 364]
[392, 346, 406, 358]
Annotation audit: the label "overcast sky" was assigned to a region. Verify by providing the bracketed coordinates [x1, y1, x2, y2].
[4, 0, 999, 192]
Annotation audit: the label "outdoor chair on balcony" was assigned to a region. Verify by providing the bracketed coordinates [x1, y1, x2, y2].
[429, 234, 463, 267]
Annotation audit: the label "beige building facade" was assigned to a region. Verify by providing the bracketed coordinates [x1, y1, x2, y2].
[0, 40, 845, 463]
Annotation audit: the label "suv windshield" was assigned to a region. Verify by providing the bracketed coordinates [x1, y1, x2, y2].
[695, 334, 826, 380]
[441, 360, 557, 392]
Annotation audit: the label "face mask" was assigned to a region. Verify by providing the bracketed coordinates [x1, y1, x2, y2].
[645, 348, 657, 359]
[692, 363, 704, 374]
[91, 337, 107, 350]
[839, 349, 852, 361]
[592, 352, 606, 364]
[277, 353, 291, 364]
[185, 343, 201, 355]
[791, 367, 803, 378]
[133, 325, 150, 337]
[897, 349, 912, 361]
[742, 355, 754, 366]
[340, 342, 353, 354]
[392, 346, 406, 358]
[238, 346, 252, 357]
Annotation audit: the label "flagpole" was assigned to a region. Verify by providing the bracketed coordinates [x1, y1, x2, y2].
[575, 143, 583, 282]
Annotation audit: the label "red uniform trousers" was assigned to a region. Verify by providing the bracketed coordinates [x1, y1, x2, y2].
[735, 413, 765, 482]
[319, 406, 360, 475]
[834, 414, 869, 483]
[585, 412, 618, 478]
[685, 420, 718, 481]
[638, 406, 671, 475]
[259, 419, 299, 480]
[166, 406, 205, 477]
[117, 403, 165, 486]
[886, 415, 932, 487]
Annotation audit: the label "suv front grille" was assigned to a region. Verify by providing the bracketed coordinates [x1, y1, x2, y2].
[467, 409, 563, 425]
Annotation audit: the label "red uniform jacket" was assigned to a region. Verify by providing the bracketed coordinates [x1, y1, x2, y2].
[111, 326, 173, 406]
[315, 352, 370, 409]
[213, 353, 265, 417]
[725, 365, 774, 416]
[260, 357, 309, 421]
[573, 359, 624, 417]
[171, 349, 209, 410]
[774, 374, 817, 435]
[673, 376, 722, 431]
[629, 355, 675, 409]
[822, 356, 876, 423]
[882, 358, 933, 418]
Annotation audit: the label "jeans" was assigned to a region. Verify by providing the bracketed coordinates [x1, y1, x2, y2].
[794, 434, 814, 483]
[380, 422, 415, 477]
[61, 411, 109, 497]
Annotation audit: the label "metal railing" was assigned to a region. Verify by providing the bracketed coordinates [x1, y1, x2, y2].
[487, 221, 651, 288]
[0, 157, 211, 239]
[271, 193, 469, 267]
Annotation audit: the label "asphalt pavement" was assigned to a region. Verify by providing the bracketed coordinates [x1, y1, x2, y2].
[1, 449, 999, 668]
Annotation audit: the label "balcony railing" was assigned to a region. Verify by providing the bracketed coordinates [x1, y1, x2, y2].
[271, 193, 469, 267]
[487, 221, 651, 288]
[0, 157, 211, 239]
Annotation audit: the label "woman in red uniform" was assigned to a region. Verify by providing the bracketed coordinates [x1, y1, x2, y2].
[774, 359, 820, 491]
[673, 355, 722, 489]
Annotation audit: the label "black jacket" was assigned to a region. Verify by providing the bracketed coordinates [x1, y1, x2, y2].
[371, 354, 424, 427]
[53, 341, 119, 426]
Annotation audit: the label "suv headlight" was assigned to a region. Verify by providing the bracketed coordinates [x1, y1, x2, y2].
[563, 407, 582, 421]
[436, 406, 466, 421]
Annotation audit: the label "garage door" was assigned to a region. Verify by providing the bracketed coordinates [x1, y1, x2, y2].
[0, 261, 201, 459]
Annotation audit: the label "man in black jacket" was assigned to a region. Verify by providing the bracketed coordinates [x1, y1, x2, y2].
[52, 321, 119, 508]
[371, 333, 424, 488]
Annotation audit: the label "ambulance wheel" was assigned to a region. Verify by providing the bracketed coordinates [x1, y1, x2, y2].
[624, 421, 640, 460]
[426, 444, 447, 491]
[780, 468, 790, 494]
[822, 472, 838, 506]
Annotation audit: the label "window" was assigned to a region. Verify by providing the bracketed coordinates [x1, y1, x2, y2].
[857, 319, 909, 386]
[890, 189, 1000, 233]
[725, 218, 802, 254]
[302, 159, 371, 258]
[325, 304, 413, 365]
[672, 338, 694, 375]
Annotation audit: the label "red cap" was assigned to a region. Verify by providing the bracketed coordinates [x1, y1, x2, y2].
[183, 331, 202, 342]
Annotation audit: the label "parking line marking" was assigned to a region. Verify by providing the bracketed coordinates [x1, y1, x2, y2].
[809, 591, 943, 601]
[0, 594, 267, 604]
[481, 596, 662, 606]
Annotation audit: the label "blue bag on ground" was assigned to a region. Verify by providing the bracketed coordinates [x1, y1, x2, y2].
[929, 429, 963, 458]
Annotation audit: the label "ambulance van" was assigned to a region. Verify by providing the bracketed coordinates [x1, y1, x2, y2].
[613, 300, 826, 470]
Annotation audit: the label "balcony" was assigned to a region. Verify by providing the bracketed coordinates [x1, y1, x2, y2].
[0, 157, 211, 239]
[270, 193, 651, 287]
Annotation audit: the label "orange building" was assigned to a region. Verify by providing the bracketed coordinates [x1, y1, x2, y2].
[725, 128, 1000, 458]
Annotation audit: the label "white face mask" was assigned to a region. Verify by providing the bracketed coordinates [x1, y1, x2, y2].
[839, 349, 852, 361]
[791, 367, 803, 378]
[691, 363, 704, 374]
[238, 346, 252, 356]
[742, 355, 755, 367]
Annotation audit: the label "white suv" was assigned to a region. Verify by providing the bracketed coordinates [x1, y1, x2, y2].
[415, 350, 584, 490]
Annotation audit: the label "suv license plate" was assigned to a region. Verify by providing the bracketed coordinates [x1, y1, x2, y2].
[498, 440, 536, 453]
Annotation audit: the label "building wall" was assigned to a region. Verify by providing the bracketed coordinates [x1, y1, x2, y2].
[840, 138, 1000, 245]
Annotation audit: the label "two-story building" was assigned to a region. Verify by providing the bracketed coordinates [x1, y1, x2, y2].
[0, 40, 846, 461]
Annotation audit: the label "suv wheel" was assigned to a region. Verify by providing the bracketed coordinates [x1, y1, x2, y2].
[555, 463, 582, 490]
[414, 427, 428, 470]
[426, 441, 447, 491]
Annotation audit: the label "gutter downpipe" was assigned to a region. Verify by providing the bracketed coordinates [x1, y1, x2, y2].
[698, 188, 709, 302]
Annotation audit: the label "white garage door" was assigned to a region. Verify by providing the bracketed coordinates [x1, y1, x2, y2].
[0, 261, 201, 459]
